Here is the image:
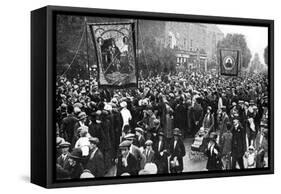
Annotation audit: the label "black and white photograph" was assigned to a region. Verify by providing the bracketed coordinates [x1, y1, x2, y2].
[55, 13, 271, 181]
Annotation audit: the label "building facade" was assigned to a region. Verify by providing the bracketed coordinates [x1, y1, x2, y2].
[139, 20, 224, 71]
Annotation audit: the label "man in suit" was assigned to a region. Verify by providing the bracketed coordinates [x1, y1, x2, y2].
[86, 137, 105, 177]
[153, 131, 169, 174]
[56, 141, 71, 179]
[64, 148, 84, 179]
[60, 105, 78, 144]
[169, 128, 186, 173]
[231, 117, 246, 169]
[124, 133, 146, 170]
[143, 140, 155, 164]
[116, 140, 138, 176]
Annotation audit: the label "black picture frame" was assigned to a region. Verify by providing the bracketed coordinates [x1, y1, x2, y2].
[31, 5, 274, 188]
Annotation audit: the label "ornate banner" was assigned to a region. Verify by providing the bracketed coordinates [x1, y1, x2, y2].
[219, 49, 240, 76]
[89, 22, 137, 87]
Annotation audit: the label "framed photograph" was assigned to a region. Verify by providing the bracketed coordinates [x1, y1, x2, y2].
[31, 5, 274, 188]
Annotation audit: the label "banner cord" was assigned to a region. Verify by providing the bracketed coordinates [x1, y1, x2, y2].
[61, 22, 86, 77]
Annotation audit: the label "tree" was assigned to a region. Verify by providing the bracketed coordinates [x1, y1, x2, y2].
[264, 46, 268, 65]
[217, 33, 252, 69]
[249, 53, 263, 73]
[138, 36, 177, 77]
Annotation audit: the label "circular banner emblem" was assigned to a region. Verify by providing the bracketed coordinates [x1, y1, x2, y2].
[223, 56, 235, 70]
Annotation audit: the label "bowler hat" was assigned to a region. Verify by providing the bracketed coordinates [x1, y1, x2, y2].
[69, 148, 83, 160]
[89, 137, 99, 145]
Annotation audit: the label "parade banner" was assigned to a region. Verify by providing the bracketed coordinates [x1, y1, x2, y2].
[89, 22, 138, 87]
[219, 49, 240, 76]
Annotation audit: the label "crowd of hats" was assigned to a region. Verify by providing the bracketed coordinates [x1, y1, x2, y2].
[55, 70, 269, 177]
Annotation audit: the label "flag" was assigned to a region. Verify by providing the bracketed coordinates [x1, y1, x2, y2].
[219, 49, 240, 76]
[89, 21, 138, 88]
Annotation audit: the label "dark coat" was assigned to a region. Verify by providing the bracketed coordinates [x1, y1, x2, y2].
[86, 148, 105, 177]
[60, 114, 78, 143]
[56, 153, 71, 179]
[57, 153, 70, 169]
[116, 153, 138, 176]
[64, 162, 84, 179]
[143, 149, 155, 164]
[232, 124, 246, 158]
[205, 142, 222, 170]
[174, 103, 187, 131]
[135, 135, 145, 148]
[153, 139, 169, 174]
[169, 138, 186, 172]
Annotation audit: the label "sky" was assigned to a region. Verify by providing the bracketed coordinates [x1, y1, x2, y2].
[217, 24, 268, 64]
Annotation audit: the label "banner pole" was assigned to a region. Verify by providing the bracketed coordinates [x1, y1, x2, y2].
[84, 17, 90, 80]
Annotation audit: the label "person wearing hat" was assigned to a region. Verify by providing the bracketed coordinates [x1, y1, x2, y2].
[86, 137, 105, 177]
[135, 127, 145, 149]
[146, 118, 161, 143]
[230, 102, 239, 119]
[205, 132, 222, 171]
[73, 112, 89, 146]
[254, 122, 268, 168]
[202, 106, 214, 132]
[174, 97, 187, 137]
[169, 128, 186, 173]
[60, 105, 78, 144]
[116, 140, 138, 176]
[65, 148, 85, 179]
[74, 126, 90, 157]
[153, 130, 169, 174]
[231, 117, 246, 169]
[162, 102, 174, 141]
[88, 110, 104, 150]
[124, 133, 146, 170]
[244, 145, 257, 169]
[216, 105, 230, 144]
[56, 141, 71, 179]
[190, 98, 203, 136]
[220, 122, 233, 170]
[143, 140, 155, 164]
[120, 101, 132, 134]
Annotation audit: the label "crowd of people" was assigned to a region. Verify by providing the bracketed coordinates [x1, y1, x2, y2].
[55, 70, 269, 180]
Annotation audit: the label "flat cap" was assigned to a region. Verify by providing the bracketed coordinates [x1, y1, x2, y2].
[119, 140, 132, 149]
[145, 140, 153, 146]
[135, 127, 144, 133]
[124, 133, 135, 140]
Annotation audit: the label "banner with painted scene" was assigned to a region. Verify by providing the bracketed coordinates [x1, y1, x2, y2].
[89, 22, 138, 87]
[219, 49, 240, 76]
